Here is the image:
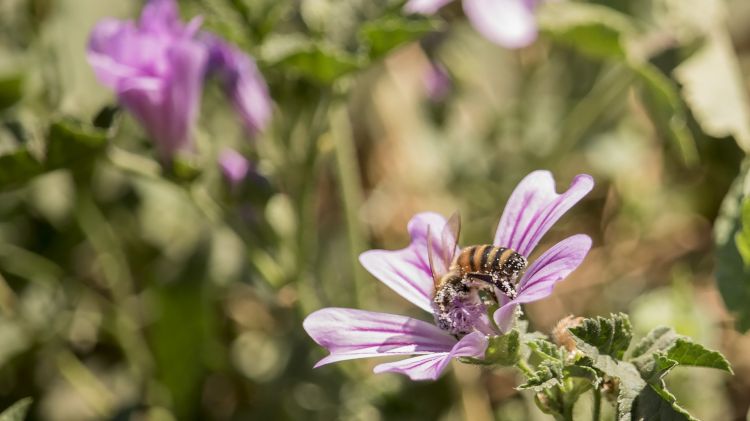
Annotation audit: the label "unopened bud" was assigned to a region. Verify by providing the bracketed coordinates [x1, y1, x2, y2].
[552, 315, 584, 353]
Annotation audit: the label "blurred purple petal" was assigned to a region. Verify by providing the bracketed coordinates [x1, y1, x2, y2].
[424, 62, 451, 102]
[359, 212, 453, 313]
[494, 171, 593, 257]
[373, 331, 487, 380]
[303, 308, 456, 367]
[493, 301, 518, 333]
[219, 149, 251, 186]
[206, 38, 272, 134]
[404, 0, 454, 14]
[462, 0, 538, 49]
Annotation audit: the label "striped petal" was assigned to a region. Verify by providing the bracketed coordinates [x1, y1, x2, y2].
[360, 212, 452, 313]
[303, 308, 456, 367]
[494, 171, 593, 257]
[493, 235, 591, 331]
[373, 331, 487, 380]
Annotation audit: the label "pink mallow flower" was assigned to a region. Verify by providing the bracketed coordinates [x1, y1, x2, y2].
[87, 0, 271, 160]
[304, 171, 593, 380]
[405, 0, 539, 49]
[218, 148, 250, 187]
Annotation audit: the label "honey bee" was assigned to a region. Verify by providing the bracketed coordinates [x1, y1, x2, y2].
[428, 213, 528, 334]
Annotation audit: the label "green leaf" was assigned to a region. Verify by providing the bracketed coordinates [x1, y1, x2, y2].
[527, 339, 565, 364]
[628, 326, 678, 360]
[736, 198, 750, 266]
[666, 338, 733, 373]
[536, 2, 635, 59]
[485, 330, 521, 366]
[359, 17, 439, 60]
[46, 119, 108, 170]
[632, 385, 697, 421]
[635, 64, 698, 165]
[518, 360, 563, 392]
[0, 74, 24, 112]
[715, 161, 750, 332]
[0, 148, 44, 190]
[261, 35, 362, 84]
[569, 313, 632, 360]
[674, 30, 750, 153]
[0, 397, 32, 421]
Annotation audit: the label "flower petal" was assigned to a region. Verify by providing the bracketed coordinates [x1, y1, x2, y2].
[494, 171, 594, 257]
[140, 0, 181, 33]
[493, 235, 591, 332]
[359, 212, 451, 313]
[404, 0, 454, 15]
[373, 331, 487, 380]
[219, 148, 251, 186]
[462, 0, 538, 49]
[517, 234, 592, 300]
[205, 38, 272, 134]
[303, 308, 456, 367]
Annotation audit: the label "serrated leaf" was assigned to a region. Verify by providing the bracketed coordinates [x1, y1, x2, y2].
[666, 338, 733, 373]
[0, 397, 32, 421]
[527, 339, 565, 366]
[537, 2, 635, 59]
[632, 385, 697, 421]
[359, 17, 439, 60]
[628, 326, 678, 360]
[518, 360, 563, 392]
[569, 313, 632, 360]
[674, 29, 750, 152]
[715, 161, 750, 332]
[635, 353, 679, 384]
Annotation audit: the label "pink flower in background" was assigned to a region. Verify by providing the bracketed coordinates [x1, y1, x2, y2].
[87, 0, 271, 160]
[219, 148, 250, 187]
[304, 171, 593, 380]
[424, 61, 451, 102]
[405, 0, 539, 49]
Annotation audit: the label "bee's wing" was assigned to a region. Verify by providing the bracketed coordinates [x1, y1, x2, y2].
[441, 212, 461, 268]
[427, 212, 461, 287]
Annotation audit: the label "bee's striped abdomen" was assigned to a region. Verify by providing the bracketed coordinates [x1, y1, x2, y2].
[452, 245, 527, 277]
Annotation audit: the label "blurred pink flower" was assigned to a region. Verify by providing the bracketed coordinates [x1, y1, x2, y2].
[424, 61, 451, 102]
[87, 0, 271, 160]
[405, 0, 539, 49]
[304, 171, 593, 380]
[219, 148, 250, 186]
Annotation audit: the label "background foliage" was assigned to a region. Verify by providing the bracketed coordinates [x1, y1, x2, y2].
[0, 0, 749, 419]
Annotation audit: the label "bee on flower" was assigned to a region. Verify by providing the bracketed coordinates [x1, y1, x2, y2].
[304, 170, 594, 380]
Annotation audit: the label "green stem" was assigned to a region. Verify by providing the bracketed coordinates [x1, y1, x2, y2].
[516, 359, 535, 376]
[330, 100, 371, 307]
[592, 387, 602, 421]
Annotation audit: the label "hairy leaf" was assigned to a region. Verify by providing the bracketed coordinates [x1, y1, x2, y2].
[518, 360, 563, 392]
[666, 338, 733, 373]
[632, 385, 697, 421]
[569, 313, 632, 360]
[484, 330, 521, 366]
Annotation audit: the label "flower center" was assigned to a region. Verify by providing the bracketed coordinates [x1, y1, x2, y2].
[432, 277, 489, 336]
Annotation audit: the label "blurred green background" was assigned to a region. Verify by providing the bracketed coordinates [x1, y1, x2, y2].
[1, 0, 750, 419]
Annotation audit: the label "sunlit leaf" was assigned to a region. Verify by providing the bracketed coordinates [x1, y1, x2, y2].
[536, 2, 635, 59]
[674, 30, 750, 153]
[665, 338, 732, 373]
[0, 397, 32, 421]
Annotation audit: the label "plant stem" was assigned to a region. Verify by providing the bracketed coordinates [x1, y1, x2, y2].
[592, 387, 602, 421]
[330, 100, 371, 307]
